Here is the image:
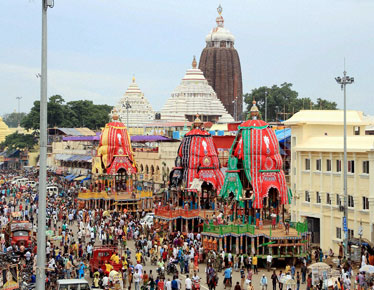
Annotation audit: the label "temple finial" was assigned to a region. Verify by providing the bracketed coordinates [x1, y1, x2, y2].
[217, 4, 222, 16]
[192, 56, 197, 69]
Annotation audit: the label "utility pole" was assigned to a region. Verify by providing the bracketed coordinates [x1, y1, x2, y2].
[265, 90, 268, 123]
[125, 100, 131, 129]
[16, 96, 22, 126]
[335, 68, 354, 259]
[36, 1, 54, 290]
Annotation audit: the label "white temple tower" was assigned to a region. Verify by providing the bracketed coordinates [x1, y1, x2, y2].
[160, 57, 234, 123]
[112, 77, 155, 134]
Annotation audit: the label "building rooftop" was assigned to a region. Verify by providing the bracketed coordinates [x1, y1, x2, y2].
[284, 110, 371, 126]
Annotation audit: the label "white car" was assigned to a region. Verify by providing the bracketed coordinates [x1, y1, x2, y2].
[140, 215, 154, 227]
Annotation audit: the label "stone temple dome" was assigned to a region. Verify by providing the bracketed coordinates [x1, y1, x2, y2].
[199, 5, 243, 119]
[205, 4, 235, 47]
[112, 77, 155, 128]
[160, 57, 234, 124]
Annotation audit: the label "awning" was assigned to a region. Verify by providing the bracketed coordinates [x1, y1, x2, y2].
[82, 175, 91, 181]
[55, 154, 74, 161]
[65, 174, 77, 181]
[74, 176, 87, 181]
[67, 155, 92, 162]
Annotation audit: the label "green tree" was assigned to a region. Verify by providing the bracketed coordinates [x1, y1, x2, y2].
[21, 95, 112, 130]
[0, 132, 37, 151]
[2, 112, 27, 128]
[244, 83, 337, 122]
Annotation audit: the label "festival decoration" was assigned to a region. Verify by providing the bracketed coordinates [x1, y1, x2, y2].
[220, 100, 289, 208]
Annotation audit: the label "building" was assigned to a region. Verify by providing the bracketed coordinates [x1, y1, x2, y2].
[112, 77, 155, 135]
[47, 128, 98, 179]
[161, 57, 234, 123]
[198, 5, 243, 119]
[132, 135, 180, 192]
[285, 110, 374, 252]
[0, 117, 12, 143]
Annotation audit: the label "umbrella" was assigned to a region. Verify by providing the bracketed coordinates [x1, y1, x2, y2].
[46, 230, 54, 237]
[103, 211, 110, 217]
[308, 262, 331, 270]
[280, 275, 296, 285]
[359, 265, 374, 273]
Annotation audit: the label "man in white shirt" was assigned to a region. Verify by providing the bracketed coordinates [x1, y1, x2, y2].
[166, 278, 172, 290]
[102, 276, 109, 287]
[266, 254, 273, 271]
[185, 275, 192, 290]
[133, 269, 141, 290]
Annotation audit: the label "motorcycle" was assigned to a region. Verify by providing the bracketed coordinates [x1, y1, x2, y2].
[166, 262, 178, 275]
[192, 280, 200, 290]
[157, 267, 165, 279]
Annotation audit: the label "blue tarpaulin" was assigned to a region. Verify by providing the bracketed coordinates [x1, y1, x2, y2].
[64, 174, 77, 181]
[275, 128, 291, 143]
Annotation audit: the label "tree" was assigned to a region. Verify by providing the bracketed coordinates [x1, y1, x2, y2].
[2, 112, 27, 128]
[21, 95, 112, 130]
[0, 132, 37, 151]
[244, 83, 337, 122]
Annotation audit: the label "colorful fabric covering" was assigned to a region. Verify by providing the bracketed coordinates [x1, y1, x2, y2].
[177, 128, 224, 192]
[220, 119, 289, 208]
[97, 121, 136, 174]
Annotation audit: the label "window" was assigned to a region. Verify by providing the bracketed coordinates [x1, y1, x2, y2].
[305, 159, 310, 170]
[316, 191, 321, 204]
[363, 197, 369, 210]
[348, 160, 355, 173]
[336, 194, 341, 206]
[305, 191, 311, 202]
[336, 160, 342, 172]
[354, 126, 360, 135]
[336, 227, 342, 239]
[348, 229, 354, 239]
[348, 195, 354, 207]
[326, 193, 331, 205]
[326, 159, 332, 172]
[363, 161, 369, 174]
[316, 159, 322, 171]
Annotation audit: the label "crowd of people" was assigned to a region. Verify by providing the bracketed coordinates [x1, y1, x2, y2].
[1, 169, 374, 290]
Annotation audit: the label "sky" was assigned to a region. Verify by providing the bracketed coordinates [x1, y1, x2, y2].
[1, 0, 374, 116]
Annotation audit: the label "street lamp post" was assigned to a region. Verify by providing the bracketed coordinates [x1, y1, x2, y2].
[16, 96, 22, 126]
[123, 100, 131, 129]
[36, 1, 54, 290]
[335, 70, 354, 258]
[265, 90, 268, 123]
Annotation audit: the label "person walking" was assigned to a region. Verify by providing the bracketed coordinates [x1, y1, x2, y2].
[133, 268, 141, 290]
[296, 272, 300, 290]
[271, 270, 278, 290]
[260, 274, 268, 290]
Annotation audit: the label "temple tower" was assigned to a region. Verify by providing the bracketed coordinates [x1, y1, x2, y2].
[199, 5, 243, 120]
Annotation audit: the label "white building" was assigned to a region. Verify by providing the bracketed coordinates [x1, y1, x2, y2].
[113, 77, 155, 133]
[160, 57, 234, 124]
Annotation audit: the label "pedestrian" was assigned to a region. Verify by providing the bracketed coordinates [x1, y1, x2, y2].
[234, 281, 241, 290]
[133, 268, 141, 290]
[271, 270, 278, 290]
[261, 274, 268, 290]
[267, 254, 273, 271]
[185, 275, 192, 290]
[296, 272, 300, 290]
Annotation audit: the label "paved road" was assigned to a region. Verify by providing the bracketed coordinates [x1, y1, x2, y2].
[123, 240, 307, 290]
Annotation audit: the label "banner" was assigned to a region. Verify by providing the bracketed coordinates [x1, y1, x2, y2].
[1, 265, 19, 290]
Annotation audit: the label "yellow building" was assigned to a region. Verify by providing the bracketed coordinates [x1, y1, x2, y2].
[285, 110, 374, 253]
[0, 117, 13, 143]
[132, 137, 180, 191]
